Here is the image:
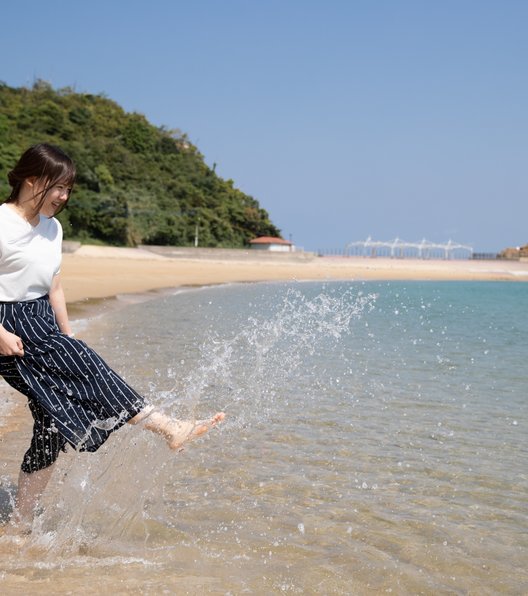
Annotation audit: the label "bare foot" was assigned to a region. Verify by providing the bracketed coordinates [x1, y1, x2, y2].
[144, 411, 225, 450]
[166, 412, 225, 450]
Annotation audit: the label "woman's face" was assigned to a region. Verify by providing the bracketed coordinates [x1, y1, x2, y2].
[33, 179, 72, 217]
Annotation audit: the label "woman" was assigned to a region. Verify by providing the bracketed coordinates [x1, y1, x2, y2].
[0, 143, 224, 528]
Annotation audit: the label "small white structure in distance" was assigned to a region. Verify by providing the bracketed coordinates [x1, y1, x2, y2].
[250, 236, 294, 252]
[345, 237, 473, 259]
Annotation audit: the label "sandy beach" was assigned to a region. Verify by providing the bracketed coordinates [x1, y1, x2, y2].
[60, 245, 528, 304]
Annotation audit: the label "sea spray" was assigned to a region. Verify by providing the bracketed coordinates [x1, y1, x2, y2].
[19, 284, 376, 557]
[171, 286, 377, 423]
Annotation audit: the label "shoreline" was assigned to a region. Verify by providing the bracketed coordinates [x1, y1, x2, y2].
[61, 245, 528, 306]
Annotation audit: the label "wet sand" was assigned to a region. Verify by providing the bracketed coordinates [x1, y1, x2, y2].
[60, 245, 528, 304]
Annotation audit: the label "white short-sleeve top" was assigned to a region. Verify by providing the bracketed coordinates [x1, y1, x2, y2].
[0, 203, 63, 302]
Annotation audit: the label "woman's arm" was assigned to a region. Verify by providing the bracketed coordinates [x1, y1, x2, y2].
[49, 274, 73, 337]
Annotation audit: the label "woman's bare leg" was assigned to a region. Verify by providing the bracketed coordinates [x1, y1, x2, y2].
[12, 464, 56, 528]
[129, 408, 225, 450]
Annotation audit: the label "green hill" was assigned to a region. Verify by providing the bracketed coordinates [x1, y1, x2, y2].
[0, 80, 281, 247]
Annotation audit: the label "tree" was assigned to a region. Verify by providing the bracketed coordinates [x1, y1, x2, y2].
[0, 81, 282, 247]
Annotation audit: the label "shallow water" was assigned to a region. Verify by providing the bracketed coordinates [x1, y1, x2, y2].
[1, 281, 527, 594]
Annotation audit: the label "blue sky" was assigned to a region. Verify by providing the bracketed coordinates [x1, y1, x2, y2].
[1, 0, 526, 252]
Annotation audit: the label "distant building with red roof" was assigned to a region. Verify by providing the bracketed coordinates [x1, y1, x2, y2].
[249, 236, 294, 252]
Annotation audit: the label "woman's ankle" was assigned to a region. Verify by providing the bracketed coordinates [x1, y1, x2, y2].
[128, 405, 155, 425]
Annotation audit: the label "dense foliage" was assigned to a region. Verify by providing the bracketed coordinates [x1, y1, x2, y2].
[0, 81, 281, 246]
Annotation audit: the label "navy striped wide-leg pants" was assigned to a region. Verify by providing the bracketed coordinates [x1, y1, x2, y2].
[0, 296, 145, 473]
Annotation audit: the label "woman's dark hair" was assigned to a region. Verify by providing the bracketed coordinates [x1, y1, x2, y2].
[7, 143, 76, 215]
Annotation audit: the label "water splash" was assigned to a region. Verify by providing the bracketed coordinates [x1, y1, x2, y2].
[172, 286, 376, 422]
[8, 284, 375, 559]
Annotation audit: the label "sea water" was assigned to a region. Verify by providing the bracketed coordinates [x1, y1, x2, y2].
[0, 281, 527, 594]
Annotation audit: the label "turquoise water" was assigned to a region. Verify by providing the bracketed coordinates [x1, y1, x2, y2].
[1, 281, 527, 594]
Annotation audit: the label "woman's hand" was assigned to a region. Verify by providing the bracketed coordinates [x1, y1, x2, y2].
[0, 326, 24, 356]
